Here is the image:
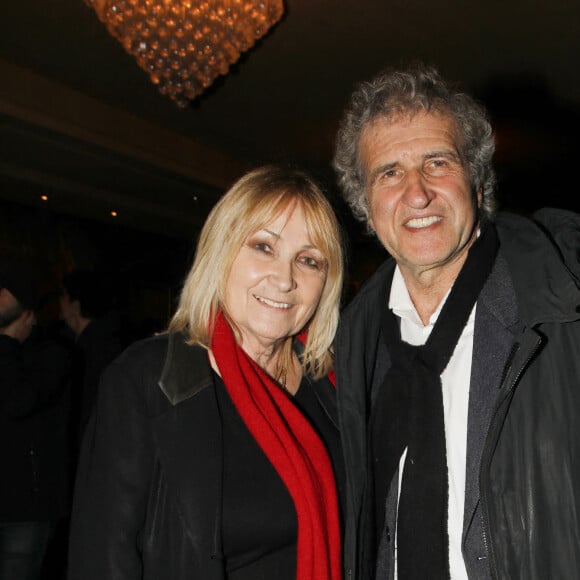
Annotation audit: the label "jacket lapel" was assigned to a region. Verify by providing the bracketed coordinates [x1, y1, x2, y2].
[464, 253, 519, 538]
[154, 335, 224, 565]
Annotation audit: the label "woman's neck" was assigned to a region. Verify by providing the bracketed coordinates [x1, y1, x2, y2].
[209, 339, 303, 395]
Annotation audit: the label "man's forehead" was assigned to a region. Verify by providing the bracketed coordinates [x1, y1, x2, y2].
[365, 108, 459, 136]
[359, 110, 463, 161]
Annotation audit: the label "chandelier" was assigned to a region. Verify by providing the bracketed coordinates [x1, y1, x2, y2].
[85, 0, 284, 107]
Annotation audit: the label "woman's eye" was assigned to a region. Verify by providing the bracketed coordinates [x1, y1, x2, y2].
[300, 255, 323, 270]
[253, 242, 272, 254]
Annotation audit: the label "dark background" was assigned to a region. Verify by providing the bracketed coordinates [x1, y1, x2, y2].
[1, 0, 579, 330]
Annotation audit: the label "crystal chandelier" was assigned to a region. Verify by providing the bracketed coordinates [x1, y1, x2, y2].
[86, 0, 284, 107]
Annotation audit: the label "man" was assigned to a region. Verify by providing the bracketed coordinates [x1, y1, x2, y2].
[333, 64, 580, 580]
[60, 269, 123, 444]
[0, 257, 72, 579]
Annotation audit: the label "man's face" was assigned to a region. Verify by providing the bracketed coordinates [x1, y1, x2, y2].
[359, 111, 481, 282]
[0, 288, 24, 328]
[59, 290, 78, 328]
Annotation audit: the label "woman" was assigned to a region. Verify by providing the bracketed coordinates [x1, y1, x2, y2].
[68, 166, 344, 580]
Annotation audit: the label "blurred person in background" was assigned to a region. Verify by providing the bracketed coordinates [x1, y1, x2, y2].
[0, 256, 72, 580]
[60, 270, 123, 446]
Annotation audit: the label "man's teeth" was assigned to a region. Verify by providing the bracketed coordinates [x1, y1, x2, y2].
[255, 296, 292, 309]
[406, 216, 442, 229]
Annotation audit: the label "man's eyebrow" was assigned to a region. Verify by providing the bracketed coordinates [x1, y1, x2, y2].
[366, 149, 462, 185]
[424, 149, 461, 162]
[368, 161, 398, 185]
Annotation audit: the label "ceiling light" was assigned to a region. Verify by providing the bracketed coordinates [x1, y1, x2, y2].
[85, 0, 284, 107]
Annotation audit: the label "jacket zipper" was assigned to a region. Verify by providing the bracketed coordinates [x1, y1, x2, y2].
[479, 332, 542, 579]
[28, 439, 40, 494]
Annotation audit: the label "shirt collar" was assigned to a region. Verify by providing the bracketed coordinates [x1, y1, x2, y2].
[388, 265, 449, 328]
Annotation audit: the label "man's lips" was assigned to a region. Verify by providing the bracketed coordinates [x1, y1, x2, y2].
[405, 216, 442, 229]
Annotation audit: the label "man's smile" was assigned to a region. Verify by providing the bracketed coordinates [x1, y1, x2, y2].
[405, 216, 443, 229]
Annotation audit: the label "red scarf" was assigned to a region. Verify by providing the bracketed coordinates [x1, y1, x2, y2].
[211, 312, 341, 580]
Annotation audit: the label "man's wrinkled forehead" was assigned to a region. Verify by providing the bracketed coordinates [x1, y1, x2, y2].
[360, 109, 463, 161]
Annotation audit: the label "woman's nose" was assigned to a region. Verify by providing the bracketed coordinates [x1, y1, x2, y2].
[271, 260, 296, 291]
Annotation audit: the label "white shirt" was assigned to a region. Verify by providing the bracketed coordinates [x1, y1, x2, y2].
[389, 266, 475, 580]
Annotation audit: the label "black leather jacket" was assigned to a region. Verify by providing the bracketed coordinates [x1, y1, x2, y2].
[335, 209, 580, 580]
[68, 332, 338, 580]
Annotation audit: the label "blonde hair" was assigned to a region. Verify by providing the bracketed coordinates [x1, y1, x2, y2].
[169, 165, 344, 379]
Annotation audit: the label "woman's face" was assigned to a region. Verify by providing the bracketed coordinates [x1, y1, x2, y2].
[223, 202, 327, 356]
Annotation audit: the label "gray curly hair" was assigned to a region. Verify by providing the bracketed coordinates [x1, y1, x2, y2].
[333, 63, 497, 224]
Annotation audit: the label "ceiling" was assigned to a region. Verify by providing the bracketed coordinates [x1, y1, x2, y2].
[1, 0, 579, 239]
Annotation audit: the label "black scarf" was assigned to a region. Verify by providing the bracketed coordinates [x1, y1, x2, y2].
[370, 224, 499, 579]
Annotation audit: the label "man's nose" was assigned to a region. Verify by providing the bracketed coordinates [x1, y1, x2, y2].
[402, 169, 433, 208]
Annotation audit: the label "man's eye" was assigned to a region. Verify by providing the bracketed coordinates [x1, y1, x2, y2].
[425, 158, 454, 174]
[376, 168, 403, 186]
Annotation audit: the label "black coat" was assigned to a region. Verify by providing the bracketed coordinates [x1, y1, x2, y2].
[335, 209, 580, 580]
[0, 331, 72, 521]
[71, 312, 124, 445]
[68, 332, 338, 580]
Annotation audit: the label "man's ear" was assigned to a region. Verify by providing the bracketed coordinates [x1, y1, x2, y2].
[476, 189, 483, 209]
